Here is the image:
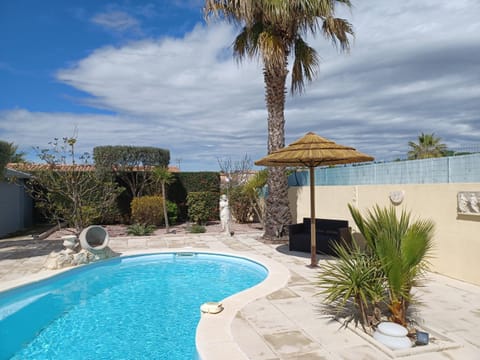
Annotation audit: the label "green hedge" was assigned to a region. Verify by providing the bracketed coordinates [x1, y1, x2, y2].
[168, 172, 220, 221]
[186, 191, 219, 225]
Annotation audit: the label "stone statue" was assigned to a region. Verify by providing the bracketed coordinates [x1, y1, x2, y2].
[469, 193, 479, 213]
[219, 194, 232, 235]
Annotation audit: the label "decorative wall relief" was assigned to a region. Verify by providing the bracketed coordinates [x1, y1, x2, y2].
[389, 190, 405, 205]
[457, 192, 480, 215]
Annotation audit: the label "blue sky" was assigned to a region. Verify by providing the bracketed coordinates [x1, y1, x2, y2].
[1, 0, 480, 171]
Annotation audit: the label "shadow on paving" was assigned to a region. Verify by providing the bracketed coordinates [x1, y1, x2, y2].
[0, 239, 62, 260]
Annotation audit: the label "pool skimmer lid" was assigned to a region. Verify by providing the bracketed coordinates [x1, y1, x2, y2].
[200, 302, 224, 314]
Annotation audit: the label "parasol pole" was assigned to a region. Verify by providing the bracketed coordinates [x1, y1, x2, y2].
[309, 166, 317, 267]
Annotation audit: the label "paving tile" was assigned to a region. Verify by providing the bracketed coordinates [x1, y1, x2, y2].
[127, 238, 148, 248]
[232, 313, 279, 360]
[266, 288, 300, 300]
[334, 344, 388, 360]
[263, 330, 319, 355]
[146, 239, 168, 248]
[282, 349, 331, 360]
[241, 299, 298, 335]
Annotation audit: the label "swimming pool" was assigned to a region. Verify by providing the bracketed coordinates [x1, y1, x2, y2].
[0, 252, 268, 359]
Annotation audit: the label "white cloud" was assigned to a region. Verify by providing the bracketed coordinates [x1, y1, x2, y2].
[2, 0, 480, 170]
[91, 11, 141, 33]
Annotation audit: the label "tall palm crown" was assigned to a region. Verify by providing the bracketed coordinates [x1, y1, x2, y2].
[408, 132, 447, 160]
[204, 0, 353, 238]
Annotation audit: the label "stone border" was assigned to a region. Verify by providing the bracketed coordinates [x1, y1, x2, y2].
[193, 250, 290, 360]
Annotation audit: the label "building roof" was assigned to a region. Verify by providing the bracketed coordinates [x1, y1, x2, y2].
[3, 167, 32, 179]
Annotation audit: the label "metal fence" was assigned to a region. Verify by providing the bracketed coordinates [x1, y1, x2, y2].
[288, 153, 480, 186]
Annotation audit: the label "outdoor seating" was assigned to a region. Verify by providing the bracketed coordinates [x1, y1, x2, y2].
[288, 218, 352, 255]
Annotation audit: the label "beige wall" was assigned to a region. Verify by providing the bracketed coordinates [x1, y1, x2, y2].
[289, 183, 480, 286]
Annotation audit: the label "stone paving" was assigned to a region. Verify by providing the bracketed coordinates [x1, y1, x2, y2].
[1, 231, 480, 359]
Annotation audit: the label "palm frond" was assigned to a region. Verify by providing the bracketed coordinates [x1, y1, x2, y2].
[291, 37, 319, 93]
[322, 17, 353, 51]
[258, 30, 286, 70]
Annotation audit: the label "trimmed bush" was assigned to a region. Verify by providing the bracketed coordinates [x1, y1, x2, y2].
[131, 195, 164, 226]
[186, 191, 219, 225]
[168, 172, 221, 221]
[93, 145, 170, 198]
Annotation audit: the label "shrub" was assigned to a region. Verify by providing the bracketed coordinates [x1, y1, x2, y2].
[131, 195, 164, 226]
[186, 191, 219, 225]
[166, 200, 178, 225]
[229, 186, 254, 223]
[167, 172, 220, 221]
[188, 224, 206, 233]
[26, 137, 124, 234]
[127, 223, 156, 236]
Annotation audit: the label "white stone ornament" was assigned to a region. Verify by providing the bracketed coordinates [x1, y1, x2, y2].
[373, 322, 412, 350]
[389, 191, 405, 205]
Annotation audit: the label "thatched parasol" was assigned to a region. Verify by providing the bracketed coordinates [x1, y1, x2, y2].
[255, 132, 374, 267]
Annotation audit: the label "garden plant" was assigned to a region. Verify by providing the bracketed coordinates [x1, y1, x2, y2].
[318, 204, 435, 331]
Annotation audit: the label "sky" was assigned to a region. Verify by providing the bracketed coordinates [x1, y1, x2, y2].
[1, 0, 479, 171]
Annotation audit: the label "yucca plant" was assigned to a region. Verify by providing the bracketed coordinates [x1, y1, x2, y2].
[348, 204, 434, 326]
[317, 241, 385, 331]
[127, 223, 156, 236]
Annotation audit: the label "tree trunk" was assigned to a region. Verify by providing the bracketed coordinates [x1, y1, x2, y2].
[162, 182, 169, 232]
[263, 61, 292, 239]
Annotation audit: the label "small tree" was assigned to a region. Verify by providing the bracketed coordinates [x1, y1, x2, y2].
[152, 166, 175, 232]
[218, 154, 253, 193]
[93, 145, 170, 198]
[243, 169, 268, 227]
[27, 137, 124, 235]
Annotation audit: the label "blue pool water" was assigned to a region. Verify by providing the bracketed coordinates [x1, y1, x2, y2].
[0, 253, 267, 359]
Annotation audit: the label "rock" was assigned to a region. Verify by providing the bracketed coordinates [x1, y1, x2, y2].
[373, 322, 412, 350]
[377, 322, 408, 337]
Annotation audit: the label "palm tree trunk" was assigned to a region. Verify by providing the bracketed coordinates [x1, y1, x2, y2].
[263, 61, 292, 239]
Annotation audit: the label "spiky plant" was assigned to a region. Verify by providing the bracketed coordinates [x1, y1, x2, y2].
[317, 240, 385, 331]
[127, 223, 156, 236]
[348, 204, 434, 326]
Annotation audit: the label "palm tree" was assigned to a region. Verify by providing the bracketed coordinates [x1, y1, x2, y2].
[204, 0, 353, 238]
[152, 166, 175, 233]
[348, 204, 434, 326]
[407, 132, 447, 160]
